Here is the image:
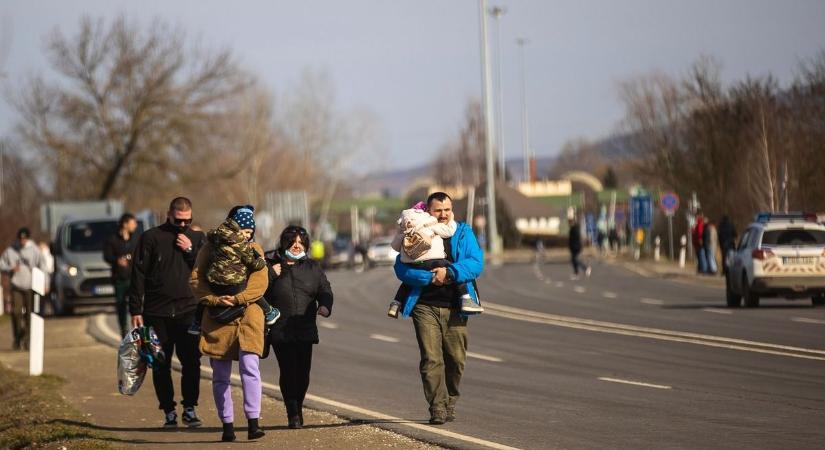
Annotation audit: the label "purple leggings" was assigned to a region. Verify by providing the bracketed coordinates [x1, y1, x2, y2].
[210, 351, 262, 423]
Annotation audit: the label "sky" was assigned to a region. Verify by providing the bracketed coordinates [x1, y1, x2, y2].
[1, 0, 824, 174]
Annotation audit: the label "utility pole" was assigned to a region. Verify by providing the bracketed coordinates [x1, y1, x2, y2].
[516, 37, 531, 183]
[489, 5, 507, 181]
[479, 0, 501, 258]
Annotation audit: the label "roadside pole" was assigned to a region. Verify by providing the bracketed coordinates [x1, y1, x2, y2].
[30, 267, 46, 376]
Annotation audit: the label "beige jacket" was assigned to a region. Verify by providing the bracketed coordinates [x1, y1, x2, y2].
[193, 241, 268, 360]
[391, 208, 457, 263]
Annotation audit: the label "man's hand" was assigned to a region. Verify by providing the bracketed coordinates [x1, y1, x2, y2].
[117, 256, 129, 267]
[176, 233, 193, 252]
[218, 295, 236, 306]
[318, 305, 331, 317]
[132, 315, 144, 328]
[431, 267, 448, 286]
[273, 264, 282, 276]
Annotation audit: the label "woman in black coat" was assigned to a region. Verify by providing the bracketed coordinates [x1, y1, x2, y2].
[265, 226, 333, 429]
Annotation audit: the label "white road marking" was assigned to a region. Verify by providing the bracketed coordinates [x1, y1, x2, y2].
[602, 291, 618, 299]
[467, 352, 504, 363]
[555, 282, 564, 288]
[370, 334, 400, 343]
[598, 377, 672, 390]
[95, 314, 520, 450]
[640, 298, 665, 306]
[792, 317, 825, 325]
[482, 302, 825, 361]
[573, 286, 586, 294]
[544, 279, 553, 284]
[320, 321, 339, 329]
[702, 308, 733, 315]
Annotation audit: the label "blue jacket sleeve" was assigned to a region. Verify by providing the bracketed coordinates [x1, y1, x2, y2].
[393, 256, 432, 287]
[448, 225, 484, 284]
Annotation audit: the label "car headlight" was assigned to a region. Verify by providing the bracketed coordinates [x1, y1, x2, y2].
[60, 263, 78, 277]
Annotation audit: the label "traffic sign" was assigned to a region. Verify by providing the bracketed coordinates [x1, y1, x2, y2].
[659, 192, 680, 216]
[630, 195, 653, 229]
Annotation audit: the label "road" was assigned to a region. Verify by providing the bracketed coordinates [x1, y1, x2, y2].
[105, 258, 825, 449]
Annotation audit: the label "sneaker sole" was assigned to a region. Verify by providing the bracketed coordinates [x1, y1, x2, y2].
[183, 421, 202, 428]
[266, 315, 281, 326]
[461, 307, 485, 313]
[163, 423, 178, 429]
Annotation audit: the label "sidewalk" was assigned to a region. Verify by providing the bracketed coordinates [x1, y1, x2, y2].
[602, 253, 726, 288]
[0, 315, 439, 449]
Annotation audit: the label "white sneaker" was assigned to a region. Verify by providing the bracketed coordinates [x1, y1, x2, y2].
[585, 266, 592, 277]
[460, 295, 484, 314]
[388, 301, 401, 318]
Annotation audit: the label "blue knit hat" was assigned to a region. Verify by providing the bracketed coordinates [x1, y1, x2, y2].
[231, 206, 255, 230]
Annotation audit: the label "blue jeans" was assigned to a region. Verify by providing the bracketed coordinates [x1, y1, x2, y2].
[697, 248, 708, 273]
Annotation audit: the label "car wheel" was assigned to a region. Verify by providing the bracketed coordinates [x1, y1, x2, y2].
[812, 294, 825, 307]
[742, 275, 760, 308]
[725, 274, 742, 307]
[53, 289, 75, 316]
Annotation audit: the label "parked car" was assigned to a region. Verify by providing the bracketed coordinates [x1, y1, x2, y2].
[367, 237, 400, 267]
[726, 212, 825, 308]
[327, 237, 363, 269]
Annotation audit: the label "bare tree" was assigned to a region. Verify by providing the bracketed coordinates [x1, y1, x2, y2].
[12, 16, 253, 203]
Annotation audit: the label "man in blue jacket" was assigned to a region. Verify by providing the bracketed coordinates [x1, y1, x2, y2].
[394, 192, 484, 425]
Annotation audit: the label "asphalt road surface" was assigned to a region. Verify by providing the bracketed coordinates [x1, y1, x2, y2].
[106, 258, 825, 449]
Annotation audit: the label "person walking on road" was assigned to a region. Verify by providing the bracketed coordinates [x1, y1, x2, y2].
[704, 219, 719, 275]
[692, 214, 709, 274]
[393, 192, 484, 425]
[718, 215, 737, 275]
[568, 218, 591, 280]
[104, 213, 138, 338]
[193, 205, 271, 442]
[0, 227, 49, 350]
[265, 225, 334, 429]
[129, 197, 205, 429]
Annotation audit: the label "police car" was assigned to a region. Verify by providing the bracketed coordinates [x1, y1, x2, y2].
[726, 212, 825, 307]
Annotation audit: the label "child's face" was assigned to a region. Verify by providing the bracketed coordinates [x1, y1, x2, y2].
[241, 229, 253, 241]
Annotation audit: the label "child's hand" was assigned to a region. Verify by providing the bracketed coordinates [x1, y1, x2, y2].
[273, 264, 282, 276]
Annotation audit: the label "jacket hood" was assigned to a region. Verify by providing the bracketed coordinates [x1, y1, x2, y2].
[208, 219, 245, 247]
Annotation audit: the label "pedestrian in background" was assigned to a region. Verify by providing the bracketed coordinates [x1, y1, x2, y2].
[0, 227, 49, 350]
[104, 213, 138, 338]
[692, 214, 708, 274]
[718, 215, 737, 275]
[129, 197, 205, 429]
[704, 219, 719, 274]
[265, 225, 333, 429]
[568, 218, 591, 279]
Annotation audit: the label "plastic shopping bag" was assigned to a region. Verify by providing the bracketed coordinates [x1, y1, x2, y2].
[117, 328, 147, 395]
[117, 326, 166, 395]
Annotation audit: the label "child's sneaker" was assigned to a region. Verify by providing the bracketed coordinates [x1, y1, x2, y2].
[387, 301, 401, 318]
[182, 407, 202, 428]
[163, 410, 178, 428]
[265, 306, 281, 326]
[460, 295, 484, 314]
[187, 322, 201, 336]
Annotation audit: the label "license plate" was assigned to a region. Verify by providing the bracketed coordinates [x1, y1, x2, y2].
[94, 285, 115, 295]
[783, 257, 815, 265]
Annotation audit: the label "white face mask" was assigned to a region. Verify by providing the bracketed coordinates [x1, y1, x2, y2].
[286, 250, 306, 260]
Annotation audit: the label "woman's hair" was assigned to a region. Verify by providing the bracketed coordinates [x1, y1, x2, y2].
[279, 225, 310, 254]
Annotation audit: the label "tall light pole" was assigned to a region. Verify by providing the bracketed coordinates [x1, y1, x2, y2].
[489, 5, 507, 182]
[516, 37, 532, 183]
[479, 0, 501, 257]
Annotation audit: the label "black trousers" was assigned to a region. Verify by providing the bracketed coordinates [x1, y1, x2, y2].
[144, 314, 201, 412]
[273, 342, 313, 415]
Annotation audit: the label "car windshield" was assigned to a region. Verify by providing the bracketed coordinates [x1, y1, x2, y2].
[65, 220, 144, 252]
[761, 229, 825, 246]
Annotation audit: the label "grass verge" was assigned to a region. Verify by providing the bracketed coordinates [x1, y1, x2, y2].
[0, 364, 117, 449]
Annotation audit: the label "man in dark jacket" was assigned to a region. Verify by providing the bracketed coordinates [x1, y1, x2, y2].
[568, 218, 590, 279]
[103, 213, 138, 338]
[717, 215, 737, 275]
[130, 197, 205, 429]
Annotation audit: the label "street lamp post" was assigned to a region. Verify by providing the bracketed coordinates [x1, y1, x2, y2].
[516, 37, 531, 183]
[479, 0, 501, 258]
[489, 5, 507, 182]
